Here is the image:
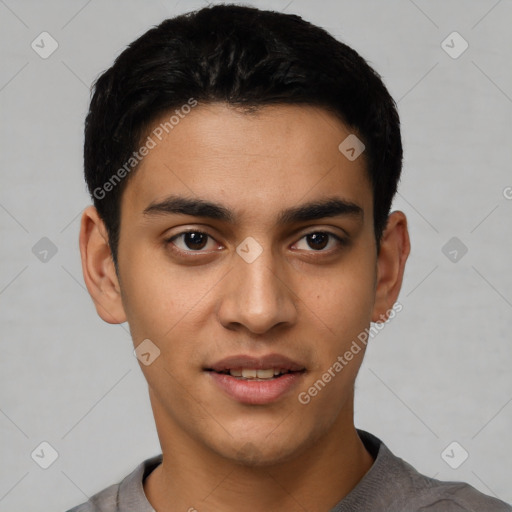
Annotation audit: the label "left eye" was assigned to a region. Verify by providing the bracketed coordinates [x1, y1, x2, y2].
[293, 232, 343, 251]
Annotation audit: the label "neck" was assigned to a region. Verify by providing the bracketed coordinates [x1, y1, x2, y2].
[144, 395, 374, 512]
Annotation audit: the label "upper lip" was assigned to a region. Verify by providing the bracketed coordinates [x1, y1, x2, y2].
[206, 354, 305, 372]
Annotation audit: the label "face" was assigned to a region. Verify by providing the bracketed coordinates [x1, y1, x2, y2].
[83, 103, 407, 466]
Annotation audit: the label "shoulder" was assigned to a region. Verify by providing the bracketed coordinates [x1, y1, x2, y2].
[391, 464, 512, 511]
[395, 472, 512, 511]
[65, 482, 119, 512]
[65, 454, 162, 512]
[350, 430, 512, 512]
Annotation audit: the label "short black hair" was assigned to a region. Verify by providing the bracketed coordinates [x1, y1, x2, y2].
[84, 4, 402, 268]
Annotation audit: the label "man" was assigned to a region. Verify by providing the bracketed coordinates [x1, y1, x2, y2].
[69, 4, 511, 511]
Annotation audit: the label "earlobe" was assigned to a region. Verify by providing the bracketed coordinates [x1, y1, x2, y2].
[79, 205, 127, 324]
[371, 211, 410, 322]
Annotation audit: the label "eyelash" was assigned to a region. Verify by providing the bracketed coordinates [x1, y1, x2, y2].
[165, 229, 346, 256]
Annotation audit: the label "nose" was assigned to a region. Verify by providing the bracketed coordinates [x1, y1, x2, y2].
[217, 244, 298, 335]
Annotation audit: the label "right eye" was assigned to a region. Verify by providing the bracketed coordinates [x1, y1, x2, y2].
[166, 230, 221, 254]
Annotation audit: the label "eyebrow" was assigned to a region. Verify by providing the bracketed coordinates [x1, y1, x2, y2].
[143, 195, 363, 224]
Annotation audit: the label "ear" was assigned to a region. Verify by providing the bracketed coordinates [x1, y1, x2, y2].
[371, 210, 410, 322]
[79, 205, 127, 324]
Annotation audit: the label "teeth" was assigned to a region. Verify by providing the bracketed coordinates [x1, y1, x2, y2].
[229, 368, 281, 379]
[255, 369, 274, 379]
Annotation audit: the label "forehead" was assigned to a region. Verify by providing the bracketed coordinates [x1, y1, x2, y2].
[121, 103, 372, 224]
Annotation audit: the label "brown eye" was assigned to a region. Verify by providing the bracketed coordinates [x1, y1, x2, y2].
[306, 233, 329, 250]
[168, 231, 217, 252]
[182, 232, 208, 250]
[293, 231, 345, 252]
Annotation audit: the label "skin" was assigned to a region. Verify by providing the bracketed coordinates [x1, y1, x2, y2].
[80, 103, 410, 512]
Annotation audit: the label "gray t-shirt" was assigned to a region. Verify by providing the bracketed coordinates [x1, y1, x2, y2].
[66, 430, 511, 512]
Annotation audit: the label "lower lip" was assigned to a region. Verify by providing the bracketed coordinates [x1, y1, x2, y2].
[207, 371, 304, 405]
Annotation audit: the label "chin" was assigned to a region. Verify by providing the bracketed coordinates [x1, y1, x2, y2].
[214, 434, 310, 468]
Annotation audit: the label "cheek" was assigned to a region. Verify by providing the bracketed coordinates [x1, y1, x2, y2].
[303, 255, 376, 344]
[117, 246, 177, 340]
[118, 246, 220, 345]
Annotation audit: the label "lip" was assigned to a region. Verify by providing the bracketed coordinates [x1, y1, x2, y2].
[206, 353, 305, 372]
[205, 353, 306, 405]
[207, 371, 305, 405]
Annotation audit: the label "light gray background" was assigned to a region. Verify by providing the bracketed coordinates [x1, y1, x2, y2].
[1, 0, 511, 510]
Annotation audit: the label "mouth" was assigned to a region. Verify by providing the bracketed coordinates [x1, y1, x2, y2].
[209, 368, 302, 380]
[205, 353, 306, 379]
[204, 354, 306, 404]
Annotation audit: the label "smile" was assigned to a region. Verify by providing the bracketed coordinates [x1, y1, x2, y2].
[219, 368, 294, 379]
